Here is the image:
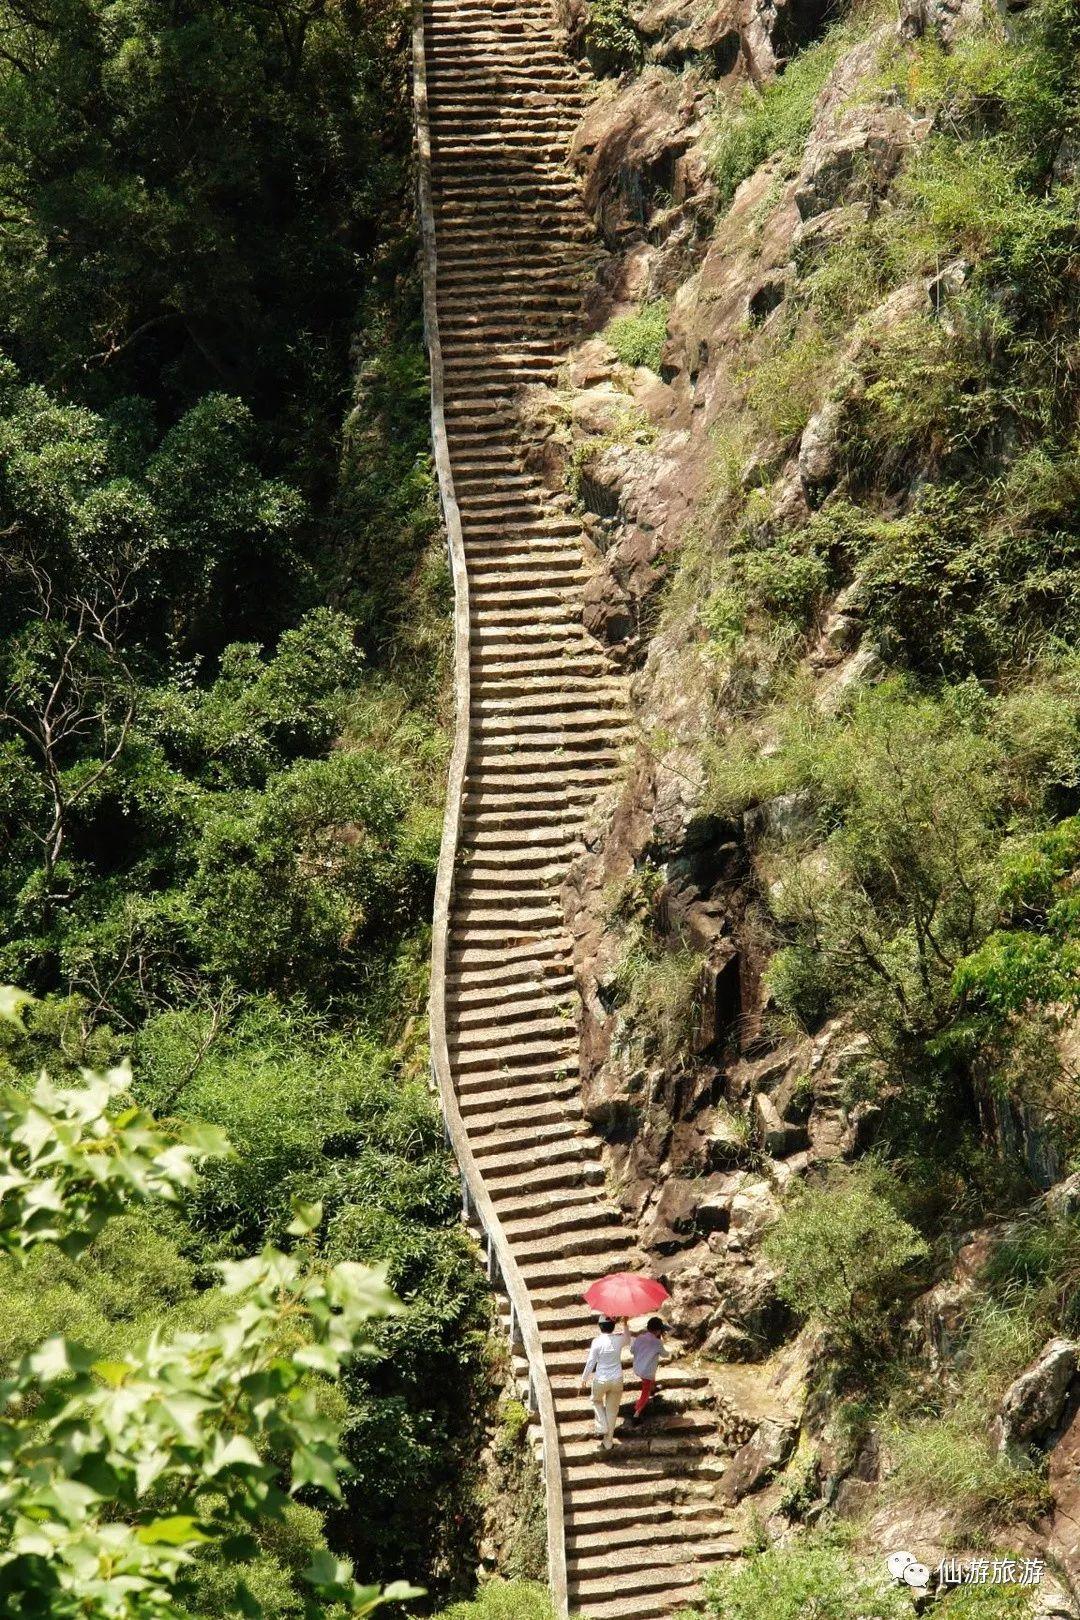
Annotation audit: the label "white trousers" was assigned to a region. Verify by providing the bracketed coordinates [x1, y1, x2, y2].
[591, 1377, 623, 1446]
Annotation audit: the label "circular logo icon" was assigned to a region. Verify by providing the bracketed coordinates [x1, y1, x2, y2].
[903, 1563, 931, 1588]
[887, 1551, 916, 1581]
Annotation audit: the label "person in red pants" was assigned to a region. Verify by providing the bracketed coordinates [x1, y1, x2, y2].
[630, 1317, 668, 1424]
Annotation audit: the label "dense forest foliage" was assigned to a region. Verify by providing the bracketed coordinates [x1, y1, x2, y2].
[0, 1, 491, 1613]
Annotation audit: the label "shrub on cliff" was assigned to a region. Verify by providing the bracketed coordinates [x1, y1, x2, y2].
[426, 1581, 553, 1620]
[764, 1165, 928, 1350]
[701, 1528, 911, 1620]
[604, 299, 670, 371]
[584, 0, 642, 76]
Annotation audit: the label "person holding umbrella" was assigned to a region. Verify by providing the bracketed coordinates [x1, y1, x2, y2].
[580, 1272, 671, 1451]
[580, 1315, 631, 1451]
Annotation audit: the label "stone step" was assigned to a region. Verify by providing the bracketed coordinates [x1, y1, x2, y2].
[472, 1135, 592, 1178]
[464, 1099, 584, 1138]
[456, 1061, 581, 1099]
[570, 1538, 734, 1576]
[492, 1179, 617, 1226]
[450, 973, 575, 1009]
[490, 1158, 605, 1198]
[562, 1475, 721, 1514]
[446, 945, 571, 977]
[567, 1505, 732, 1541]
[500, 1203, 622, 1244]
[446, 950, 573, 983]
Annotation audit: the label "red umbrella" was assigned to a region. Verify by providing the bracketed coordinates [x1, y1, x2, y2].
[583, 1272, 670, 1317]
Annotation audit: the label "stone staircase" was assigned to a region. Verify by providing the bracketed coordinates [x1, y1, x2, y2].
[417, 1, 736, 1614]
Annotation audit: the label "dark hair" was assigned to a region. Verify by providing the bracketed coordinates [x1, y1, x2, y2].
[598, 1316, 616, 1332]
[647, 1316, 665, 1334]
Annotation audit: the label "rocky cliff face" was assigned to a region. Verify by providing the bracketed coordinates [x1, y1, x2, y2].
[529, 0, 1080, 1603]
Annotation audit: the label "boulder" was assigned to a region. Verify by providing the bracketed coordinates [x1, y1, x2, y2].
[792, 202, 871, 268]
[570, 68, 709, 246]
[908, 1225, 1003, 1366]
[798, 397, 846, 496]
[794, 111, 925, 222]
[1045, 1172, 1080, 1218]
[633, 0, 835, 80]
[665, 1260, 722, 1345]
[705, 1112, 754, 1169]
[898, 0, 986, 43]
[754, 1090, 811, 1158]
[772, 1067, 814, 1126]
[641, 1175, 701, 1252]
[750, 790, 816, 844]
[990, 1338, 1079, 1457]
[817, 642, 885, 715]
[565, 337, 621, 390]
[722, 1417, 798, 1500]
[1053, 135, 1079, 188]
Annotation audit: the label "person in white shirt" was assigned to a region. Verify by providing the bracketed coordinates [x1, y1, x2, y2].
[630, 1316, 668, 1423]
[579, 1315, 631, 1450]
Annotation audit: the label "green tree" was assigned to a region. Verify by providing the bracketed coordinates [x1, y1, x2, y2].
[953, 816, 1080, 1017]
[0, 987, 418, 1620]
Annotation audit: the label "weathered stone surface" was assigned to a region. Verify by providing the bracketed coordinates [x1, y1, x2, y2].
[817, 641, 886, 715]
[798, 397, 846, 495]
[706, 1113, 753, 1169]
[728, 1175, 780, 1239]
[1046, 1172, 1080, 1217]
[794, 119, 915, 221]
[550, 0, 1074, 1477]
[722, 1417, 798, 1500]
[815, 583, 865, 660]
[1049, 1401, 1080, 1595]
[1054, 134, 1080, 188]
[631, 0, 835, 79]
[772, 1066, 814, 1125]
[754, 1090, 809, 1155]
[702, 1262, 792, 1358]
[990, 1338, 1079, 1457]
[566, 336, 622, 390]
[570, 68, 710, 247]
[1033, 1580, 1080, 1620]
[663, 1258, 722, 1343]
[906, 1226, 998, 1364]
[792, 201, 870, 267]
[898, 0, 987, 43]
[696, 942, 742, 1052]
[643, 1178, 691, 1248]
[745, 790, 816, 844]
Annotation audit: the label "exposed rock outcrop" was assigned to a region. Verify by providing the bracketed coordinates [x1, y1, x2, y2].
[990, 1339, 1080, 1459]
[524, 0, 1080, 1582]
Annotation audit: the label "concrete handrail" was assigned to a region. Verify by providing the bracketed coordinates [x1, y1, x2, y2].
[411, 5, 569, 1616]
